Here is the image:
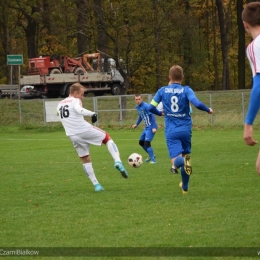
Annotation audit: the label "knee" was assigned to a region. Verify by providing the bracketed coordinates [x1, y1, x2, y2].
[102, 132, 111, 144]
[80, 154, 91, 163]
[139, 140, 144, 147]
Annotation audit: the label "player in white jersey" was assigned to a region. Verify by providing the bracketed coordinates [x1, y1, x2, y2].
[242, 2, 260, 175]
[57, 83, 128, 192]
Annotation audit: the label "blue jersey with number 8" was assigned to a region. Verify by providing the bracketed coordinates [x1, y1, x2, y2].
[152, 83, 196, 132]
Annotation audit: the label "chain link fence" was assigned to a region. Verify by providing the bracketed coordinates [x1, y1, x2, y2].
[0, 90, 259, 128]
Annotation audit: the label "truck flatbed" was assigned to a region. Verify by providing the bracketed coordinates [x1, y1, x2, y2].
[20, 72, 112, 86]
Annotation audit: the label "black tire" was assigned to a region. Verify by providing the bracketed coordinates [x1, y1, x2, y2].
[74, 68, 85, 75]
[50, 68, 61, 74]
[111, 83, 122, 95]
[0, 91, 2, 99]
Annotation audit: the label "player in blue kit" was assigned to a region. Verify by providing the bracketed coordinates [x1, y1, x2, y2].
[132, 94, 158, 164]
[149, 65, 213, 193]
[242, 2, 260, 175]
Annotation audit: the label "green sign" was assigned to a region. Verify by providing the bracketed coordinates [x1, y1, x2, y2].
[7, 55, 23, 65]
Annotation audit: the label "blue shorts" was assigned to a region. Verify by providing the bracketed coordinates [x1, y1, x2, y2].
[140, 127, 156, 142]
[165, 130, 191, 159]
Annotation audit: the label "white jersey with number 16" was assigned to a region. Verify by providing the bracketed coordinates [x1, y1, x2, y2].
[57, 96, 95, 136]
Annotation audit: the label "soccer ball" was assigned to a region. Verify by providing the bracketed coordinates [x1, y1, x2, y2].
[128, 153, 143, 168]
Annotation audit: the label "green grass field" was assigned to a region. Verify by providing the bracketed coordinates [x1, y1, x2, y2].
[0, 126, 260, 260]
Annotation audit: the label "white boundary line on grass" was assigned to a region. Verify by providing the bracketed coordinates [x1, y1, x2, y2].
[0, 138, 68, 141]
[0, 138, 138, 141]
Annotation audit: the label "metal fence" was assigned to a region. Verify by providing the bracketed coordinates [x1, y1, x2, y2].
[0, 90, 259, 127]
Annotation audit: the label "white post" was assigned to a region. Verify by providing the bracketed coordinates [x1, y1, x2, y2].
[18, 65, 21, 100]
[19, 99, 22, 124]
[210, 93, 214, 126]
[119, 95, 123, 126]
[10, 65, 12, 99]
[93, 97, 98, 126]
[43, 99, 46, 126]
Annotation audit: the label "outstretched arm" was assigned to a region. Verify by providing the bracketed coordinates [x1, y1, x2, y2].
[148, 103, 163, 116]
[74, 102, 95, 116]
[190, 98, 212, 114]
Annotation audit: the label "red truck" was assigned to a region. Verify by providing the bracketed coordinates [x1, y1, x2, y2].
[20, 53, 125, 98]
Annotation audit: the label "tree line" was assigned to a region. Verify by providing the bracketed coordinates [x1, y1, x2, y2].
[0, 0, 256, 94]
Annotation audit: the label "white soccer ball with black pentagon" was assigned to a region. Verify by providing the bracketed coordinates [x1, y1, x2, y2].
[128, 153, 143, 168]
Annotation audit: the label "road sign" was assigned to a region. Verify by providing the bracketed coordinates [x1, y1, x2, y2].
[7, 55, 23, 65]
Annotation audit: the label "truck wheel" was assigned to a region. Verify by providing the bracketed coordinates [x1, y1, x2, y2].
[74, 68, 85, 75]
[111, 84, 122, 95]
[50, 69, 61, 74]
[0, 91, 2, 99]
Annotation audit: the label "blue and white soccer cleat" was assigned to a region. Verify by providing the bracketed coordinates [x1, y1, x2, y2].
[145, 155, 156, 163]
[149, 160, 157, 164]
[94, 183, 104, 192]
[114, 161, 128, 178]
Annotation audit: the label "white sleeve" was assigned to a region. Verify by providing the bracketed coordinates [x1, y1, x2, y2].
[247, 36, 260, 77]
[73, 101, 95, 116]
[157, 102, 163, 111]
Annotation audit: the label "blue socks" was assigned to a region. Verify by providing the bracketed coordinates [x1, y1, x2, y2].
[142, 145, 156, 161]
[147, 147, 156, 161]
[180, 166, 190, 191]
[142, 145, 148, 153]
[174, 156, 190, 191]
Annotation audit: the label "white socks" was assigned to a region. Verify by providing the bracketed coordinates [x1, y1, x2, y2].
[83, 162, 98, 185]
[106, 140, 121, 162]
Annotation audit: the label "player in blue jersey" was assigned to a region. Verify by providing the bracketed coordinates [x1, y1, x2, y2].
[149, 65, 213, 193]
[242, 2, 260, 175]
[157, 101, 193, 115]
[132, 94, 158, 164]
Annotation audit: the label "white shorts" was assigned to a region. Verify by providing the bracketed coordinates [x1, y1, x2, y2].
[69, 126, 106, 157]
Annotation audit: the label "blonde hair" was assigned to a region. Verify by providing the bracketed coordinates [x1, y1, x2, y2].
[70, 83, 84, 95]
[169, 65, 183, 81]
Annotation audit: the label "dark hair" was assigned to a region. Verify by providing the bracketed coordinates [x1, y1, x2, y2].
[242, 2, 260, 26]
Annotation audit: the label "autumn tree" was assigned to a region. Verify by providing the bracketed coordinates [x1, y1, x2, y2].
[10, 1, 42, 58]
[94, 0, 108, 57]
[0, 0, 254, 93]
[0, 0, 12, 83]
[216, 0, 231, 90]
[237, 0, 246, 89]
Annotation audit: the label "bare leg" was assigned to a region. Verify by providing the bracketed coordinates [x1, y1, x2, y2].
[256, 149, 260, 175]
